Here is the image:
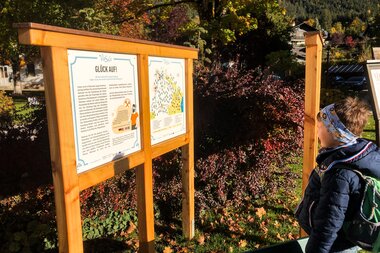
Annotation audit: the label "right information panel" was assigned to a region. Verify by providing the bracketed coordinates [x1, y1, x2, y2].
[148, 57, 186, 145]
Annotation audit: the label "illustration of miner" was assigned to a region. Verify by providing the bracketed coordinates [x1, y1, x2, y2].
[112, 98, 132, 133]
[131, 104, 139, 130]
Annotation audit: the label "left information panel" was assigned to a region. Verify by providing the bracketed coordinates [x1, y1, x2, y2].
[68, 50, 141, 174]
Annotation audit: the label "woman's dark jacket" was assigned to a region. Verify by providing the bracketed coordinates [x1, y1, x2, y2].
[295, 138, 380, 253]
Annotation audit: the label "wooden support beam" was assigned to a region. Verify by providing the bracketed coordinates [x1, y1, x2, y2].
[41, 46, 83, 253]
[181, 59, 195, 239]
[136, 54, 155, 253]
[301, 32, 323, 236]
[303, 32, 323, 193]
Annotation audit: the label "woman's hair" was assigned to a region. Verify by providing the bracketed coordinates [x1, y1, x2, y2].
[334, 97, 371, 136]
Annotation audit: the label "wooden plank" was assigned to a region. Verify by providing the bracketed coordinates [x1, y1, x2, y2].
[181, 59, 195, 239]
[301, 33, 322, 237]
[14, 22, 198, 53]
[136, 54, 155, 253]
[16, 26, 198, 59]
[151, 133, 190, 158]
[40, 46, 83, 253]
[78, 150, 145, 191]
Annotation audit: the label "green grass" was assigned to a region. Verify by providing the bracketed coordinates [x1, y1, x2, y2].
[151, 157, 304, 252]
[13, 97, 36, 116]
[362, 114, 376, 141]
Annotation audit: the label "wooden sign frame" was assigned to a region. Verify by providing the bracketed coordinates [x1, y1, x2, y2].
[372, 47, 380, 60]
[365, 60, 380, 146]
[14, 23, 198, 253]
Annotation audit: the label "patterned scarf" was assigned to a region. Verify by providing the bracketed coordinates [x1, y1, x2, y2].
[319, 103, 358, 145]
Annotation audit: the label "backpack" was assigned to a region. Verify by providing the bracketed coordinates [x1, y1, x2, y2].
[343, 169, 380, 252]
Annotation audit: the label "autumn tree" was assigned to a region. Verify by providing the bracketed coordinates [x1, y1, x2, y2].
[110, 0, 291, 67]
[0, 0, 112, 93]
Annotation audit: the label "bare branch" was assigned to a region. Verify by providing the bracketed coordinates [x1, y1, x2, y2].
[113, 0, 197, 24]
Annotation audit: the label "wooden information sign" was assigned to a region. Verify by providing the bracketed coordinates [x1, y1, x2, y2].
[372, 47, 380, 60]
[14, 22, 198, 253]
[365, 60, 380, 146]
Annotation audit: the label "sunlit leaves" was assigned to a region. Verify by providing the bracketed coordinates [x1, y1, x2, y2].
[255, 207, 267, 220]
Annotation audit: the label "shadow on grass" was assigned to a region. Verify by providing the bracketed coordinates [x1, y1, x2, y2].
[83, 238, 134, 253]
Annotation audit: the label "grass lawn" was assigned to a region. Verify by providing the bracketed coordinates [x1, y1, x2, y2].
[362, 114, 376, 141]
[151, 156, 304, 253]
[14, 96, 40, 112]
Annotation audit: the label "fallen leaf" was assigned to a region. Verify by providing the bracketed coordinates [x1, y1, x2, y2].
[255, 207, 266, 220]
[178, 248, 189, 253]
[292, 220, 299, 227]
[126, 221, 136, 235]
[288, 232, 295, 240]
[239, 239, 247, 248]
[229, 246, 234, 252]
[163, 246, 173, 253]
[274, 220, 280, 228]
[260, 221, 268, 234]
[276, 233, 285, 241]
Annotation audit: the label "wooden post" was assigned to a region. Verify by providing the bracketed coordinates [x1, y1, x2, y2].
[181, 59, 195, 239]
[303, 32, 323, 193]
[40, 46, 83, 253]
[301, 32, 323, 236]
[137, 54, 155, 252]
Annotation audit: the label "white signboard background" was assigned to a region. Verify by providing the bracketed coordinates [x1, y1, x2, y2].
[369, 68, 380, 109]
[148, 57, 186, 145]
[68, 50, 141, 173]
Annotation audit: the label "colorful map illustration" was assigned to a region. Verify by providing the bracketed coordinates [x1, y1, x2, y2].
[150, 69, 184, 119]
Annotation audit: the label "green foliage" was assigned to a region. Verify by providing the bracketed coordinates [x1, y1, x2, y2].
[82, 210, 137, 240]
[0, 0, 113, 80]
[2, 220, 56, 253]
[282, 0, 379, 27]
[265, 50, 303, 78]
[346, 17, 366, 37]
[71, 1, 120, 35]
[0, 184, 58, 253]
[202, 0, 260, 45]
[0, 91, 15, 127]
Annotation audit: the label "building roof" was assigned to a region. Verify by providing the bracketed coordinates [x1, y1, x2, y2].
[327, 64, 364, 74]
[294, 22, 319, 32]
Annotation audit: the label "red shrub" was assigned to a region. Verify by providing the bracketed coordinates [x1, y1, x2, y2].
[79, 60, 304, 221]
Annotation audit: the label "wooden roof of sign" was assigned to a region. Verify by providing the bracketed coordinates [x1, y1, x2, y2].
[13, 22, 198, 59]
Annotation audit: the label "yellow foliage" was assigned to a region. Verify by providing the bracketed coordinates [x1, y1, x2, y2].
[163, 246, 173, 253]
[334, 51, 344, 59]
[238, 239, 248, 248]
